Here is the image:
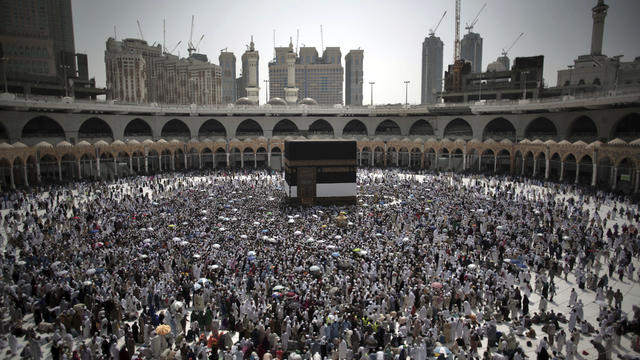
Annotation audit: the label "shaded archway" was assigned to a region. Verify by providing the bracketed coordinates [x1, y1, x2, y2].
[160, 149, 172, 171]
[444, 118, 472, 140]
[562, 154, 577, 182]
[568, 116, 598, 142]
[612, 113, 640, 142]
[22, 116, 65, 139]
[577, 155, 593, 185]
[270, 147, 283, 170]
[0, 158, 11, 188]
[483, 118, 516, 141]
[78, 117, 113, 142]
[199, 119, 227, 139]
[161, 119, 191, 140]
[147, 150, 160, 173]
[480, 149, 495, 172]
[0, 123, 9, 142]
[174, 149, 185, 170]
[451, 148, 464, 171]
[201, 148, 214, 168]
[214, 148, 227, 167]
[273, 119, 300, 137]
[39, 154, 59, 182]
[549, 153, 561, 180]
[409, 120, 434, 136]
[256, 147, 268, 167]
[373, 146, 385, 166]
[308, 119, 334, 137]
[236, 119, 263, 138]
[360, 147, 371, 166]
[124, 119, 153, 139]
[496, 149, 511, 173]
[60, 154, 77, 180]
[525, 117, 557, 141]
[616, 158, 635, 193]
[116, 151, 131, 177]
[375, 120, 401, 136]
[409, 148, 422, 168]
[386, 146, 398, 167]
[229, 148, 242, 167]
[343, 120, 368, 137]
[243, 147, 255, 168]
[79, 153, 95, 179]
[132, 151, 144, 173]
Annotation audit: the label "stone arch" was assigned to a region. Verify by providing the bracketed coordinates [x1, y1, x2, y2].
[22, 116, 65, 139]
[611, 113, 640, 142]
[78, 117, 114, 142]
[161, 119, 191, 140]
[409, 120, 434, 136]
[199, 119, 227, 139]
[343, 119, 368, 136]
[60, 153, 77, 180]
[273, 119, 300, 136]
[39, 154, 59, 182]
[124, 118, 153, 138]
[443, 118, 472, 140]
[373, 146, 385, 166]
[410, 148, 422, 168]
[236, 119, 263, 138]
[525, 117, 557, 141]
[375, 120, 401, 136]
[308, 119, 334, 137]
[483, 118, 516, 141]
[577, 154, 593, 185]
[496, 149, 511, 173]
[568, 115, 598, 142]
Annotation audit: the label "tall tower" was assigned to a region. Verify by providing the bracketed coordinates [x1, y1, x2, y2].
[590, 0, 608, 56]
[345, 49, 364, 106]
[219, 51, 237, 104]
[244, 36, 260, 104]
[284, 38, 299, 104]
[461, 32, 483, 73]
[421, 35, 444, 104]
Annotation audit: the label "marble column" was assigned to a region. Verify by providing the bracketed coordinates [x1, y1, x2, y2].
[58, 160, 62, 181]
[575, 163, 580, 183]
[545, 159, 550, 179]
[591, 163, 598, 186]
[559, 161, 565, 181]
[612, 167, 618, 189]
[23, 163, 29, 187]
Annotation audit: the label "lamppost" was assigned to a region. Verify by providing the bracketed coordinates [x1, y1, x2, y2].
[59, 64, 71, 97]
[263, 79, 269, 102]
[522, 70, 530, 100]
[404, 80, 410, 105]
[369, 81, 375, 106]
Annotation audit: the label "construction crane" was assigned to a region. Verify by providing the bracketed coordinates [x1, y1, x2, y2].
[465, 3, 487, 34]
[454, 0, 461, 61]
[428, 11, 447, 37]
[187, 15, 199, 56]
[136, 20, 144, 41]
[194, 34, 205, 53]
[168, 41, 181, 55]
[502, 32, 524, 57]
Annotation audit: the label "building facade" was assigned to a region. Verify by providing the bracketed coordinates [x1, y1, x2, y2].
[0, 0, 101, 98]
[461, 32, 483, 73]
[269, 45, 344, 105]
[219, 51, 237, 104]
[421, 35, 444, 104]
[345, 50, 364, 106]
[154, 54, 222, 105]
[104, 40, 147, 103]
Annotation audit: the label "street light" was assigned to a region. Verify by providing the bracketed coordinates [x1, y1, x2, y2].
[522, 71, 530, 100]
[404, 80, 410, 105]
[369, 81, 375, 106]
[263, 79, 269, 103]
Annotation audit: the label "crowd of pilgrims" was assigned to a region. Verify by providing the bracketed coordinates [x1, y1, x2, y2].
[0, 168, 640, 360]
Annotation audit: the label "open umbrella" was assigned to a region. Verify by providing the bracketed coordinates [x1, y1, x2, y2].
[172, 237, 181, 242]
[272, 292, 283, 298]
[247, 251, 256, 256]
[273, 285, 286, 291]
[17, 260, 26, 266]
[433, 345, 451, 357]
[353, 248, 361, 253]
[212, 244, 221, 249]
[326, 245, 337, 250]
[143, 238, 152, 244]
[288, 219, 294, 224]
[331, 252, 340, 257]
[253, 221, 260, 226]
[86, 268, 96, 275]
[156, 324, 171, 336]
[55, 270, 69, 277]
[240, 235, 248, 239]
[208, 264, 220, 270]
[294, 231, 302, 236]
[358, 250, 368, 256]
[467, 264, 477, 270]
[335, 235, 342, 240]
[267, 238, 278, 244]
[193, 283, 202, 291]
[309, 265, 321, 272]
[180, 241, 189, 246]
[431, 282, 443, 289]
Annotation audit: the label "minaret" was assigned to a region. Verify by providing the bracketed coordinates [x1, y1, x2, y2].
[245, 36, 260, 104]
[284, 37, 299, 104]
[590, 0, 608, 56]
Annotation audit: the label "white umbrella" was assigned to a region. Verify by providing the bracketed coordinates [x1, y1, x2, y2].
[335, 235, 342, 240]
[496, 225, 504, 230]
[326, 245, 337, 250]
[201, 210, 207, 214]
[193, 254, 201, 259]
[17, 260, 26, 266]
[273, 285, 286, 291]
[86, 268, 96, 275]
[172, 237, 181, 242]
[317, 239, 325, 244]
[359, 250, 369, 256]
[147, 227, 154, 231]
[247, 251, 256, 256]
[267, 238, 278, 244]
[467, 264, 477, 270]
[208, 264, 220, 270]
[294, 231, 303, 236]
[180, 240, 189, 246]
[212, 244, 221, 249]
[240, 235, 248, 239]
[347, 222, 354, 226]
[219, 227, 226, 232]
[253, 221, 260, 226]
[140, 254, 148, 259]
[143, 238, 152, 244]
[55, 270, 68, 276]
[83, 280, 93, 286]
[375, 233, 383, 237]
[402, 237, 410, 242]
[182, 222, 188, 225]
[288, 219, 295, 224]
[51, 261, 61, 268]
[306, 238, 316, 243]
[309, 265, 321, 272]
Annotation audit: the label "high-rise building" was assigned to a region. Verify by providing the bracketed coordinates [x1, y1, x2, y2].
[461, 32, 483, 73]
[104, 38, 162, 103]
[269, 44, 344, 105]
[345, 49, 364, 106]
[242, 37, 259, 104]
[421, 35, 444, 104]
[104, 38, 147, 103]
[0, 0, 102, 97]
[155, 53, 222, 105]
[219, 51, 237, 104]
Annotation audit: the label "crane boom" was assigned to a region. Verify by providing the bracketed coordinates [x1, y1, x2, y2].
[195, 34, 205, 51]
[188, 15, 196, 56]
[465, 3, 487, 33]
[429, 11, 447, 37]
[137, 20, 144, 40]
[502, 32, 524, 57]
[454, 0, 461, 61]
[170, 41, 181, 55]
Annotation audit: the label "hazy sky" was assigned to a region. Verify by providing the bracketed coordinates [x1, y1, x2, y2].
[72, 0, 640, 104]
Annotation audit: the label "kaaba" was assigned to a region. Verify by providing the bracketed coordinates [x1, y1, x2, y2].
[284, 140, 357, 205]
